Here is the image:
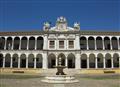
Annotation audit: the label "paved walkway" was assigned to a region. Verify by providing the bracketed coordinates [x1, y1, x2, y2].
[0, 74, 120, 87]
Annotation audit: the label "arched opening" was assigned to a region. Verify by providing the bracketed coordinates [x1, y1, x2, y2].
[0, 37, 5, 50]
[80, 37, 87, 50]
[96, 37, 103, 50]
[13, 37, 20, 50]
[6, 37, 12, 50]
[89, 54, 95, 68]
[12, 54, 18, 68]
[37, 37, 43, 50]
[0, 54, 3, 67]
[104, 37, 110, 50]
[48, 54, 56, 68]
[5, 54, 11, 67]
[36, 54, 42, 68]
[81, 54, 87, 68]
[67, 53, 75, 68]
[111, 37, 118, 50]
[58, 53, 65, 66]
[105, 53, 111, 68]
[20, 54, 26, 68]
[88, 37, 95, 50]
[28, 54, 34, 68]
[29, 37, 35, 50]
[97, 53, 103, 68]
[21, 37, 27, 50]
[113, 53, 119, 68]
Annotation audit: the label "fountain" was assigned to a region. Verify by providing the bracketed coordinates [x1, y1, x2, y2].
[41, 56, 78, 83]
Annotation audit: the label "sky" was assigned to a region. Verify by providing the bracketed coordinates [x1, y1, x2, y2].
[0, 0, 120, 32]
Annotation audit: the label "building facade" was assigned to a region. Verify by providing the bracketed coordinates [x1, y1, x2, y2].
[0, 17, 120, 70]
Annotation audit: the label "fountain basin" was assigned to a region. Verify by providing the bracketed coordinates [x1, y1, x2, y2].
[41, 75, 79, 83]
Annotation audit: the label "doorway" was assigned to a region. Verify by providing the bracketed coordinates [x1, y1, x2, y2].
[106, 59, 111, 68]
[81, 60, 87, 68]
[21, 59, 26, 68]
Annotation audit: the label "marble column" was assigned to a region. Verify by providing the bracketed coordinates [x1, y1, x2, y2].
[103, 57, 106, 68]
[102, 38, 105, 50]
[56, 57, 58, 66]
[95, 57, 98, 69]
[2, 57, 5, 68]
[26, 57, 28, 68]
[65, 57, 68, 68]
[18, 57, 20, 68]
[34, 58, 36, 69]
[19, 38, 21, 50]
[27, 39, 29, 50]
[10, 57, 13, 68]
[43, 53, 48, 69]
[95, 38, 97, 50]
[75, 53, 80, 69]
[111, 57, 114, 68]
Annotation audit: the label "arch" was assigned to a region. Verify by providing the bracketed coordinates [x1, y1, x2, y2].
[6, 37, 12, 50]
[104, 37, 110, 50]
[21, 37, 27, 50]
[20, 54, 26, 68]
[12, 54, 18, 67]
[29, 37, 35, 50]
[81, 54, 87, 68]
[28, 54, 34, 68]
[88, 37, 95, 50]
[67, 53, 75, 68]
[105, 53, 111, 68]
[80, 36, 87, 50]
[37, 37, 43, 50]
[97, 53, 103, 68]
[36, 54, 43, 68]
[111, 37, 118, 50]
[0, 53, 3, 67]
[13, 37, 20, 50]
[58, 53, 66, 66]
[96, 37, 103, 50]
[89, 54, 95, 68]
[48, 53, 56, 68]
[0, 37, 5, 50]
[113, 53, 119, 68]
[5, 53, 11, 67]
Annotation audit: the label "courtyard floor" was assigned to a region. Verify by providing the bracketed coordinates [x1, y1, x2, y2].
[0, 74, 120, 87]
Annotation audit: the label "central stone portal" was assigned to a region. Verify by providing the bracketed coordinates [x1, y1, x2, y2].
[54, 57, 66, 75]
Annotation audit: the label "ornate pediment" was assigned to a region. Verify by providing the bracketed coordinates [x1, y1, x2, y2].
[43, 16, 80, 32]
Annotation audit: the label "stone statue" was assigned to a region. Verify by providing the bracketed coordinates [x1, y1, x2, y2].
[74, 22, 80, 30]
[43, 22, 50, 31]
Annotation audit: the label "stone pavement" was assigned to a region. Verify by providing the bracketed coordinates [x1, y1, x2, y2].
[0, 74, 120, 87]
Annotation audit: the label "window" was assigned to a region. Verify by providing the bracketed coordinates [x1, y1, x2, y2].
[59, 41, 64, 48]
[69, 40, 74, 48]
[49, 41, 55, 48]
